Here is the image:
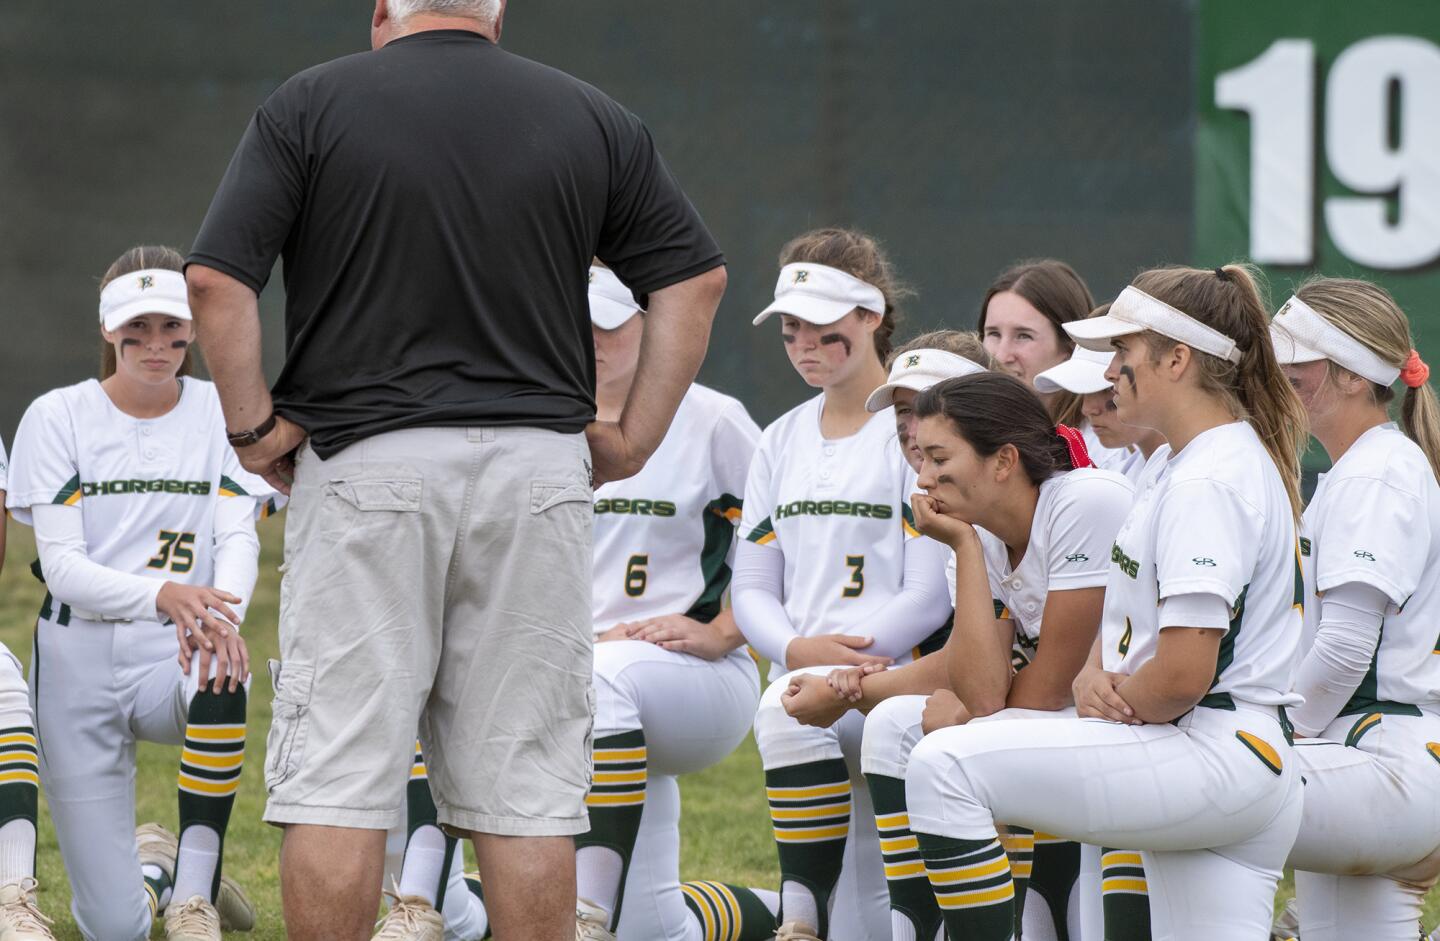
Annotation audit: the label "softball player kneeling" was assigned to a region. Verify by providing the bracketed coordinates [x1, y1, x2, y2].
[735, 229, 954, 941]
[1269, 279, 1440, 941]
[784, 372, 1132, 941]
[904, 266, 1309, 941]
[8, 247, 271, 941]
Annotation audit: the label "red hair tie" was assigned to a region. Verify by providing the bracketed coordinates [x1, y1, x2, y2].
[1401, 349, 1430, 389]
[1055, 423, 1094, 469]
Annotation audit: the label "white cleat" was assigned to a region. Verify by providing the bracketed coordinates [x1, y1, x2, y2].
[164, 896, 222, 941]
[0, 878, 55, 941]
[371, 881, 443, 941]
[134, 822, 254, 931]
[575, 897, 617, 941]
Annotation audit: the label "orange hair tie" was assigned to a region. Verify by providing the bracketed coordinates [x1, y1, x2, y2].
[1401, 349, 1430, 388]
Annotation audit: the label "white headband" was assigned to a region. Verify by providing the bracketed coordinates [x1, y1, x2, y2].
[98, 268, 191, 331]
[753, 262, 886, 327]
[1269, 295, 1400, 386]
[1034, 345, 1114, 394]
[588, 266, 643, 330]
[1064, 285, 1242, 365]
[865, 348, 988, 412]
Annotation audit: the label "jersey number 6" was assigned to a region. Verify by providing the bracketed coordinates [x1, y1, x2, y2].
[147, 530, 196, 574]
[625, 554, 649, 598]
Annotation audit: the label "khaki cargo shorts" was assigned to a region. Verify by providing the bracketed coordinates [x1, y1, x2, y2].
[263, 426, 595, 836]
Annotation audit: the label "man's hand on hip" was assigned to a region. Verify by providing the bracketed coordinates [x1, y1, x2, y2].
[238, 415, 308, 495]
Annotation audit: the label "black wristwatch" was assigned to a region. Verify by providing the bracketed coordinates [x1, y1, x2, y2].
[226, 413, 277, 448]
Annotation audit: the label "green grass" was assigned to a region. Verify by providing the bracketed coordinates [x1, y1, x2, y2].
[2, 520, 1435, 936]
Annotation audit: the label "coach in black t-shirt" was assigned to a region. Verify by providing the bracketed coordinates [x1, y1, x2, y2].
[186, 1, 726, 937]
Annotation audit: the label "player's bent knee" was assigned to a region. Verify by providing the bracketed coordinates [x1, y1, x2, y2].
[860, 695, 924, 776]
[77, 900, 152, 941]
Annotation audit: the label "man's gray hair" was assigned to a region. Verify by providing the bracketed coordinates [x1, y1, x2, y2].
[388, 0, 501, 23]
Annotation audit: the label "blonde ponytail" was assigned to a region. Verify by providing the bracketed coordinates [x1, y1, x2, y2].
[1132, 263, 1308, 520]
[1296, 276, 1440, 484]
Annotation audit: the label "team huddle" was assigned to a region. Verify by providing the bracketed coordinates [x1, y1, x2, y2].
[0, 222, 1435, 941]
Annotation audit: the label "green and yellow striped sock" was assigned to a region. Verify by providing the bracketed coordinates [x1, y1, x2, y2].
[575, 730, 647, 931]
[1030, 833, 1080, 937]
[866, 773, 943, 941]
[406, 742, 460, 909]
[918, 833, 1015, 941]
[766, 759, 851, 936]
[1101, 847, 1151, 940]
[999, 826, 1035, 936]
[177, 685, 245, 902]
[681, 881, 778, 941]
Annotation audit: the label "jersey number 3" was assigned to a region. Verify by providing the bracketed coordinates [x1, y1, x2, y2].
[625, 554, 649, 597]
[843, 554, 865, 598]
[147, 530, 196, 574]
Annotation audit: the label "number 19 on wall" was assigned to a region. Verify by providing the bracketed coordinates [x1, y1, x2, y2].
[1216, 36, 1440, 269]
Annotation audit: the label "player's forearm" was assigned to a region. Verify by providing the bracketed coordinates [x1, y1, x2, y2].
[945, 537, 1011, 717]
[619, 266, 726, 468]
[186, 264, 272, 432]
[32, 505, 163, 621]
[1005, 660, 1075, 712]
[854, 652, 949, 711]
[1115, 658, 1209, 724]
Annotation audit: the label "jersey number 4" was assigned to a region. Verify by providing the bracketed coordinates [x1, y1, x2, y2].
[147, 530, 196, 574]
[843, 555, 865, 598]
[625, 554, 649, 597]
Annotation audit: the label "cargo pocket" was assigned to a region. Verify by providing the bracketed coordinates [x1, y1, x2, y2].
[264, 659, 315, 792]
[530, 480, 591, 515]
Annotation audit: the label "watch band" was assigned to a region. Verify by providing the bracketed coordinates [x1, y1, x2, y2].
[226, 412, 277, 448]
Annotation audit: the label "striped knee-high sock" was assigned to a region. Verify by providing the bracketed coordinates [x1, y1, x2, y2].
[998, 826, 1034, 936]
[1100, 848, 1151, 940]
[402, 743, 460, 909]
[866, 773, 942, 941]
[176, 685, 246, 902]
[575, 730, 647, 931]
[1031, 833, 1080, 940]
[0, 725, 38, 886]
[681, 881, 779, 941]
[766, 759, 851, 936]
[917, 833, 1015, 941]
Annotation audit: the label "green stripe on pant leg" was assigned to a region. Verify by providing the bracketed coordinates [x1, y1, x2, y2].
[1100, 848, 1152, 941]
[681, 881, 778, 941]
[575, 730, 647, 932]
[917, 833, 1016, 941]
[866, 772, 943, 941]
[178, 685, 246, 901]
[766, 759, 851, 936]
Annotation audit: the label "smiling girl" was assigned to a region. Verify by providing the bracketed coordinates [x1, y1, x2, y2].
[8, 246, 273, 941]
[734, 229, 953, 941]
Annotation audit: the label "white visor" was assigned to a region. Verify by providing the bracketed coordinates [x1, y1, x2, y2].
[1269, 295, 1399, 385]
[753, 262, 886, 327]
[588, 266, 643, 330]
[98, 268, 191, 331]
[1034, 345, 1115, 394]
[1064, 285, 1242, 365]
[866, 349, 988, 412]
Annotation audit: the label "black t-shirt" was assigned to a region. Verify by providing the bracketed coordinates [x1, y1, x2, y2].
[189, 30, 722, 458]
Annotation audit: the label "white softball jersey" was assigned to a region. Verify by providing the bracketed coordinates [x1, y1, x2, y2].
[592, 384, 760, 633]
[1102, 421, 1302, 708]
[7, 378, 279, 621]
[946, 469, 1134, 664]
[739, 394, 921, 646]
[0, 433, 9, 491]
[1299, 423, 1440, 712]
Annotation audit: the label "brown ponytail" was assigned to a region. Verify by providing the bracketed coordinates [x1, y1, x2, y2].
[98, 245, 197, 380]
[1131, 263, 1307, 520]
[1295, 276, 1440, 484]
[914, 372, 1076, 486]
